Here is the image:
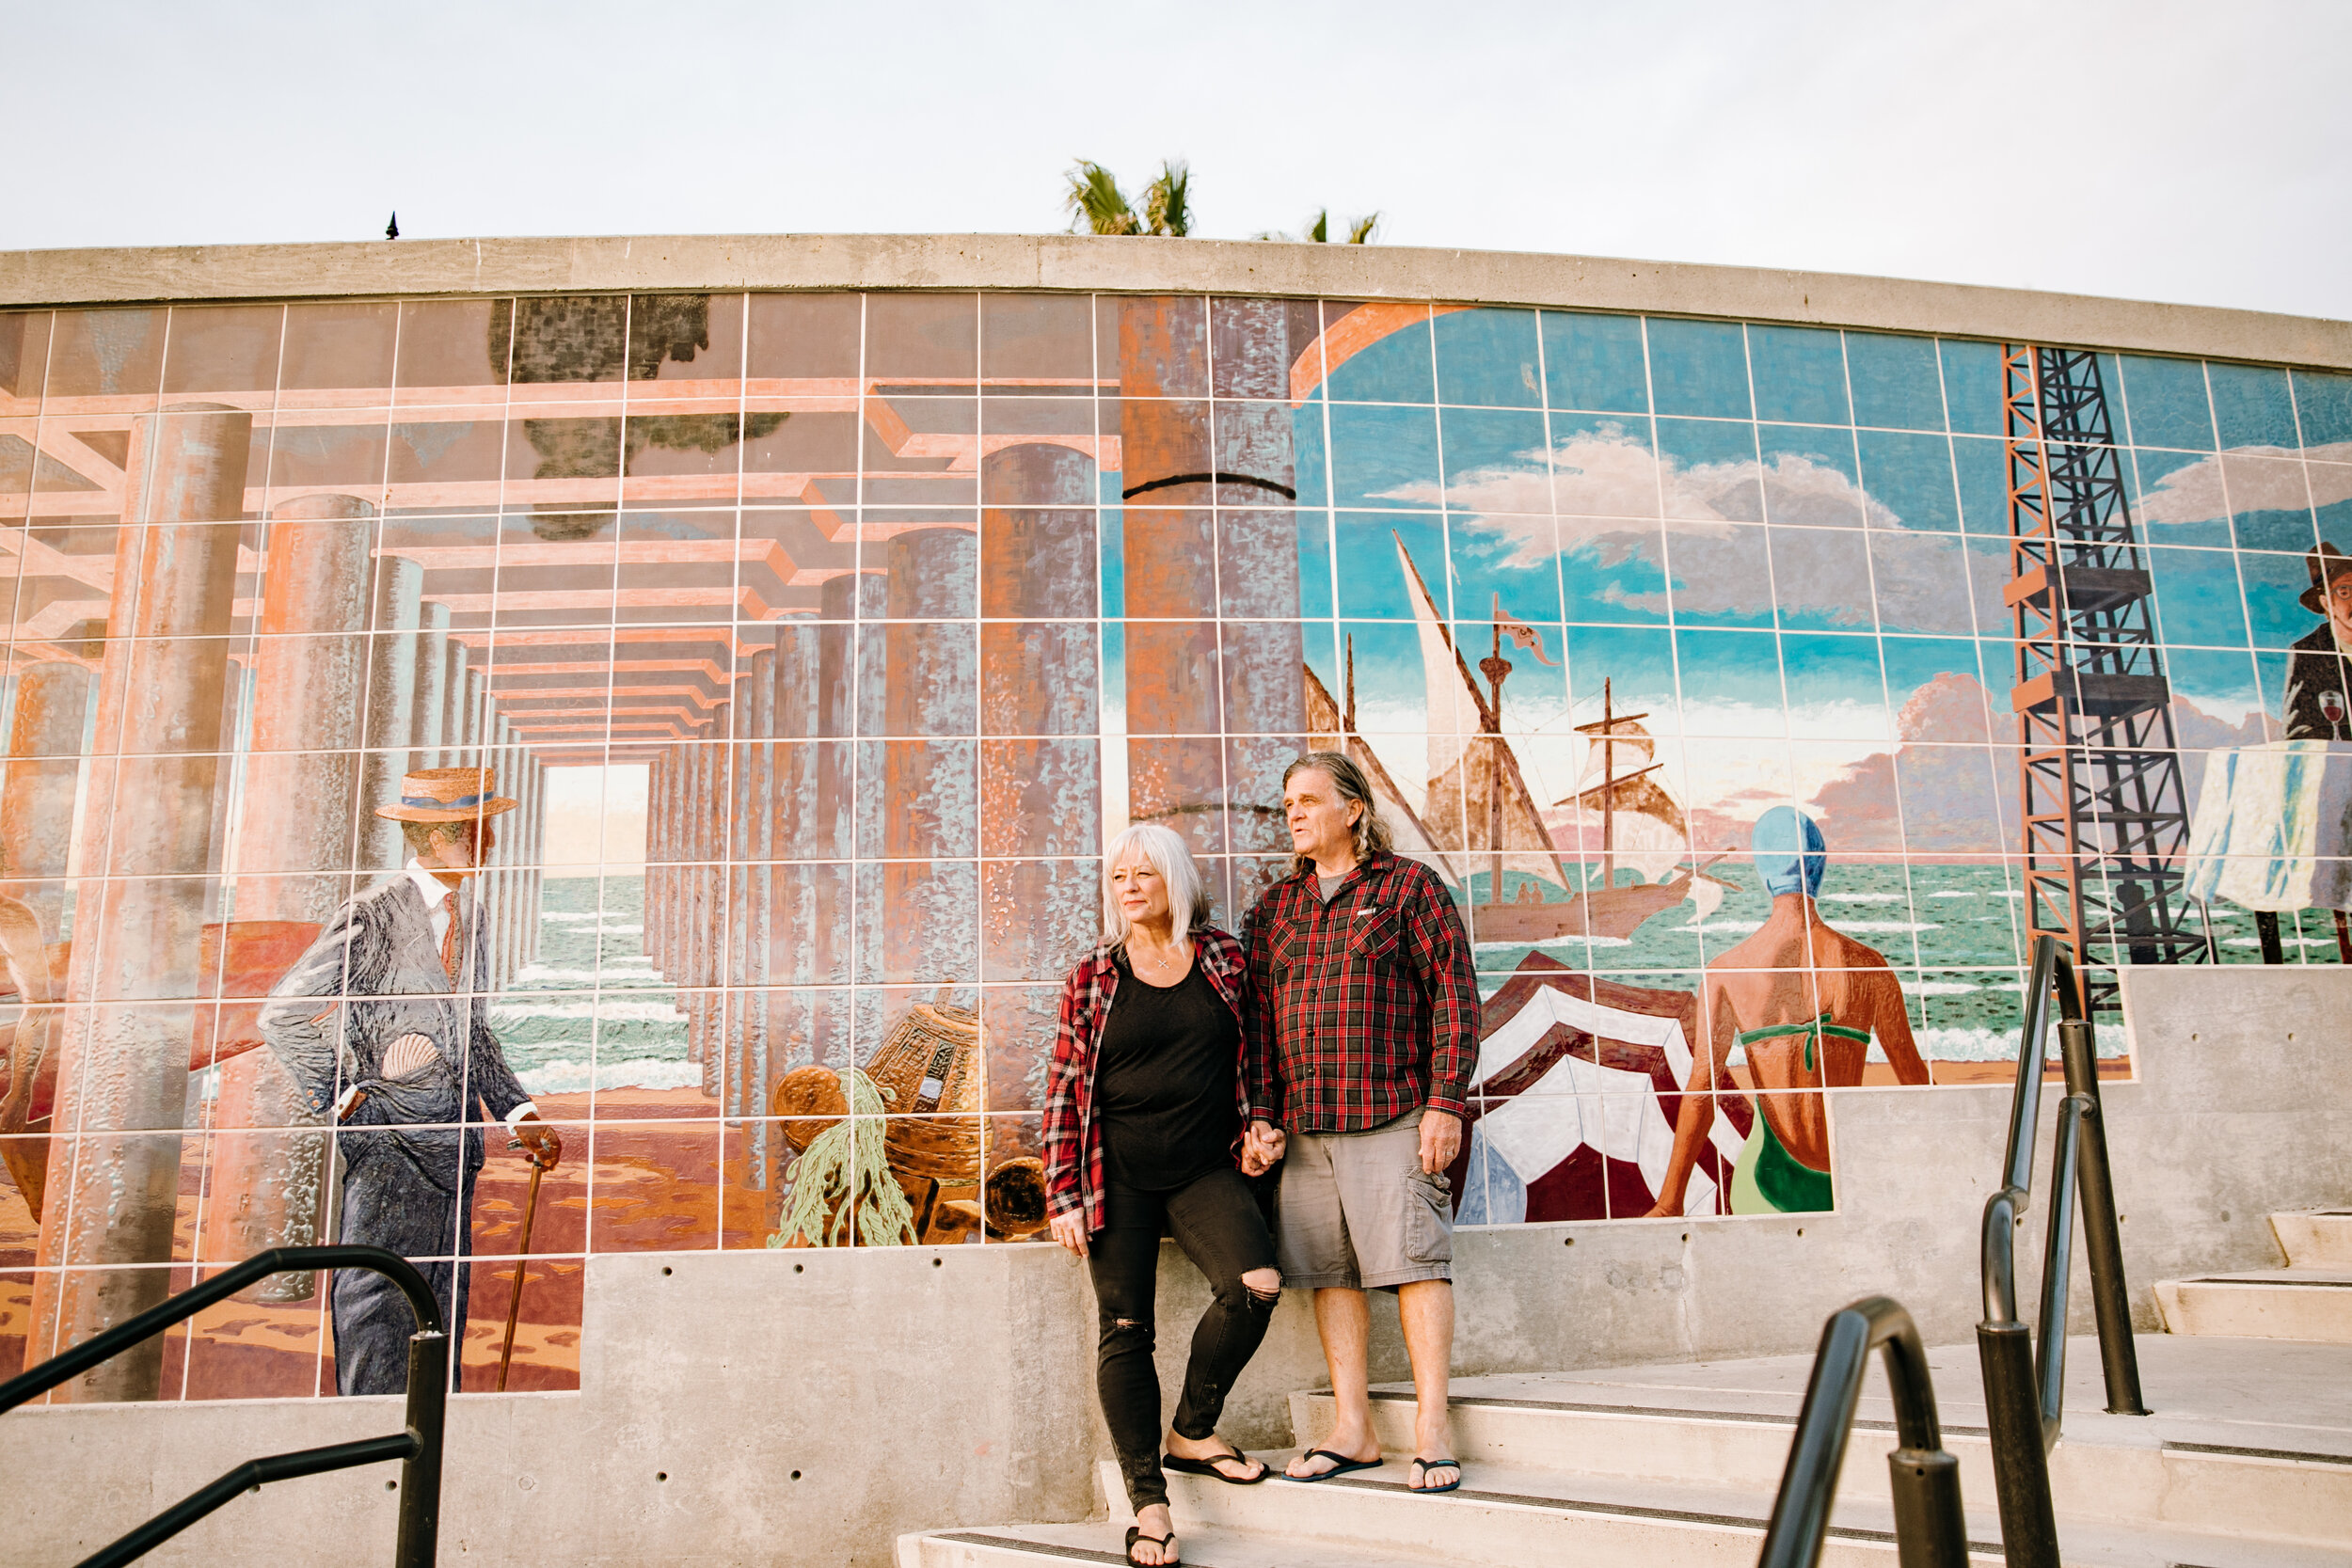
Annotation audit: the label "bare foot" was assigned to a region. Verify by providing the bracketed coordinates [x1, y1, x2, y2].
[1128, 1503, 1178, 1565]
[1411, 1406, 1456, 1490]
[1284, 1434, 1379, 1479]
[1407, 1455, 1461, 1493]
[1167, 1428, 1265, 1481]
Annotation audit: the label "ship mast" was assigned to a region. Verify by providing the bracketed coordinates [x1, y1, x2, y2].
[1477, 594, 1512, 907]
[1599, 681, 1618, 888]
[1573, 677, 1657, 891]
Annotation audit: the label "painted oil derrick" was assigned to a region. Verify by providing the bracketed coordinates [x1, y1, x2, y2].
[2005, 345, 2210, 1010]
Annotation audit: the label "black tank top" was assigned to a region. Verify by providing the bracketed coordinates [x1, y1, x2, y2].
[1096, 955, 1241, 1191]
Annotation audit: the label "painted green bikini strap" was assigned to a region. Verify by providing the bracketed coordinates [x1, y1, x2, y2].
[1735, 1010, 1873, 1071]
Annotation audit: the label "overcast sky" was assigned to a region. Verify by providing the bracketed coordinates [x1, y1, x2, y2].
[8, 0, 2344, 319]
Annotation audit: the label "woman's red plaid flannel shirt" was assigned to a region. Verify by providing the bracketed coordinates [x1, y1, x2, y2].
[1240, 851, 1480, 1133]
[1041, 927, 1249, 1232]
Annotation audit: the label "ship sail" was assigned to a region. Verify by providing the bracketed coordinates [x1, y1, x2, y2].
[1568, 718, 1691, 886]
[1304, 659, 1461, 882]
[1392, 534, 1570, 890]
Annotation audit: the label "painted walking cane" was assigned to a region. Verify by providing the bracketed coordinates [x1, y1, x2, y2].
[495, 1140, 552, 1393]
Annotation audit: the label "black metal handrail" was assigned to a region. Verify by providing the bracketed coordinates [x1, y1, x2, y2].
[1757, 1296, 1967, 1568]
[1976, 935, 2147, 1568]
[0, 1244, 447, 1568]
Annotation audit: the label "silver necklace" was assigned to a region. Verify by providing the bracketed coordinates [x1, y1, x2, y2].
[1131, 939, 1187, 974]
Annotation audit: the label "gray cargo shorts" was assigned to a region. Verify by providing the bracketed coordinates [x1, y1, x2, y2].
[1275, 1106, 1454, 1291]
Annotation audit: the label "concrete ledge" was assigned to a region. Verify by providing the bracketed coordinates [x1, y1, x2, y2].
[1, 233, 2346, 368]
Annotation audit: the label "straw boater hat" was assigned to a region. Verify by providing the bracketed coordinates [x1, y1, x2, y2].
[2303, 541, 2352, 614]
[375, 766, 518, 823]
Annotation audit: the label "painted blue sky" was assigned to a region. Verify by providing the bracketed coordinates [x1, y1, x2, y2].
[1075, 304, 2341, 834]
[1277, 309, 2346, 741]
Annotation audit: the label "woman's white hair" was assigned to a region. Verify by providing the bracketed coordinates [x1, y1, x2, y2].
[1102, 823, 1210, 950]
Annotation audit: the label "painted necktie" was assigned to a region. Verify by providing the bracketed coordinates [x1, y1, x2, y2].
[439, 889, 463, 986]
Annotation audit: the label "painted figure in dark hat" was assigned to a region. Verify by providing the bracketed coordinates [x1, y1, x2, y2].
[260, 767, 561, 1393]
[2285, 542, 2352, 742]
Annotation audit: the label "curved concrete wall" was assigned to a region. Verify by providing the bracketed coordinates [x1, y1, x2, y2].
[2, 235, 2349, 1563]
[5, 232, 2348, 367]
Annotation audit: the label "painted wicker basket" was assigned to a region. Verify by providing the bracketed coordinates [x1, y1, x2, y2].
[865, 1001, 985, 1184]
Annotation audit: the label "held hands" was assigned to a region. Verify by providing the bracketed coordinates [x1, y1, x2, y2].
[1242, 1118, 1287, 1177]
[1418, 1109, 1463, 1176]
[1048, 1210, 1089, 1258]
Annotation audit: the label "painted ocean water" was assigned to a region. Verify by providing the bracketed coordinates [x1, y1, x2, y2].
[495, 876, 694, 1094]
[1466, 859, 2130, 1060]
[484, 859, 2338, 1088]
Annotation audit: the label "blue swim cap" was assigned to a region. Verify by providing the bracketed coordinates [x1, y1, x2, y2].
[1752, 806, 1826, 898]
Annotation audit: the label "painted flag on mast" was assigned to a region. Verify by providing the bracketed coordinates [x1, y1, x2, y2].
[1494, 594, 1557, 665]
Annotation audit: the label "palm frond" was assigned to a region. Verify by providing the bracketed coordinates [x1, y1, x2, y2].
[1305, 209, 1329, 244]
[1064, 161, 1140, 236]
[1346, 212, 1380, 245]
[1143, 159, 1191, 237]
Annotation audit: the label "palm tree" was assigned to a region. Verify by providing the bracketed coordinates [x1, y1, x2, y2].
[1063, 161, 1374, 243]
[1064, 161, 1140, 235]
[1255, 208, 1379, 244]
[1143, 161, 1191, 238]
[1063, 159, 1190, 237]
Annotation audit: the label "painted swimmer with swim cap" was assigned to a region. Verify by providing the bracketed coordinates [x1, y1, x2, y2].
[1644, 807, 1930, 1217]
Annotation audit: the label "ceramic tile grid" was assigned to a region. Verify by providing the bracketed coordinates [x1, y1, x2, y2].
[0, 293, 2344, 1399]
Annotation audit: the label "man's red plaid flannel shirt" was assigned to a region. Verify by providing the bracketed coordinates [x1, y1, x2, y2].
[1242, 851, 1479, 1134]
[1041, 927, 1248, 1232]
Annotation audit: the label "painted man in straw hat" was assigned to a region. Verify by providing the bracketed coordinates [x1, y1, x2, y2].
[2285, 540, 2352, 742]
[261, 767, 561, 1394]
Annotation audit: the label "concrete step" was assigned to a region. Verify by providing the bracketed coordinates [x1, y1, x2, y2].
[2274, 1211, 2352, 1268]
[898, 1519, 1454, 1568]
[899, 1338, 2352, 1566]
[1146, 1453, 2352, 1568]
[1136, 1455, 1952, 1567]
[2155, 1270, 2352, 1341]
[1293, 1380, 2352, 1547]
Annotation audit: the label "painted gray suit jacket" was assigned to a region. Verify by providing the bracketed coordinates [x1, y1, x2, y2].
[261, 875, 531, 1191]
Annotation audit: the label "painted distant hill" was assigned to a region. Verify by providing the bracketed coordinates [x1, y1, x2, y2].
[1691, 673, 2274, 860]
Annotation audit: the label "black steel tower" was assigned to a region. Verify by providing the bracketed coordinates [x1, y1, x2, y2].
[2005, 345, 2210, 1011]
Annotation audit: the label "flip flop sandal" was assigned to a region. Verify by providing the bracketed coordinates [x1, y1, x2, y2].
[1407, 1456, 1463, 1495]
[1284, 1448, 1382, 1481]
[1163, 1449, 1268, 1484]
[1124, 1526, 1179, 1566]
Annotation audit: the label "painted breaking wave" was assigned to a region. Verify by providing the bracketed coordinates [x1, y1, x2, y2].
[494, 876, 693, 1095]
[1464, 863, 2139, 1062]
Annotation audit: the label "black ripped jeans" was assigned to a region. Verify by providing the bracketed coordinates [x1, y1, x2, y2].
[1088, 1165, 1280, 1512]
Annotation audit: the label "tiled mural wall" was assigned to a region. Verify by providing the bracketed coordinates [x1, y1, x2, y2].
[0, 292, 2344, 1400]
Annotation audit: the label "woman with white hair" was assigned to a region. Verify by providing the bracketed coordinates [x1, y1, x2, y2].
[1042, 824, 1283, 1568]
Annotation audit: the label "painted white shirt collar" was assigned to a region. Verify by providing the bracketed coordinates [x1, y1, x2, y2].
[404, 859, 469, 948]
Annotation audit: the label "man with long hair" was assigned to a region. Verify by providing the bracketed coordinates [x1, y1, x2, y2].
[1241, 752, 1479, 1495]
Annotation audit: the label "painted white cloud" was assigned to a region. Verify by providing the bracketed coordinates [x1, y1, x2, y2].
[2136, 441, 2352, 526]
[1384, 424, 1899, 561]
[1383, 425, 1908, 619]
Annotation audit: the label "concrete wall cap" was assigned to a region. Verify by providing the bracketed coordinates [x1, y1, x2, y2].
[2, 232, 2346, 369]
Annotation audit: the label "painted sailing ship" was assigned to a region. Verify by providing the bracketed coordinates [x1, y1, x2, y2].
[1313, 534, 1731, 945]
[1298, 532, 1761, 1220]
[1305, 652, 1744, 1217]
